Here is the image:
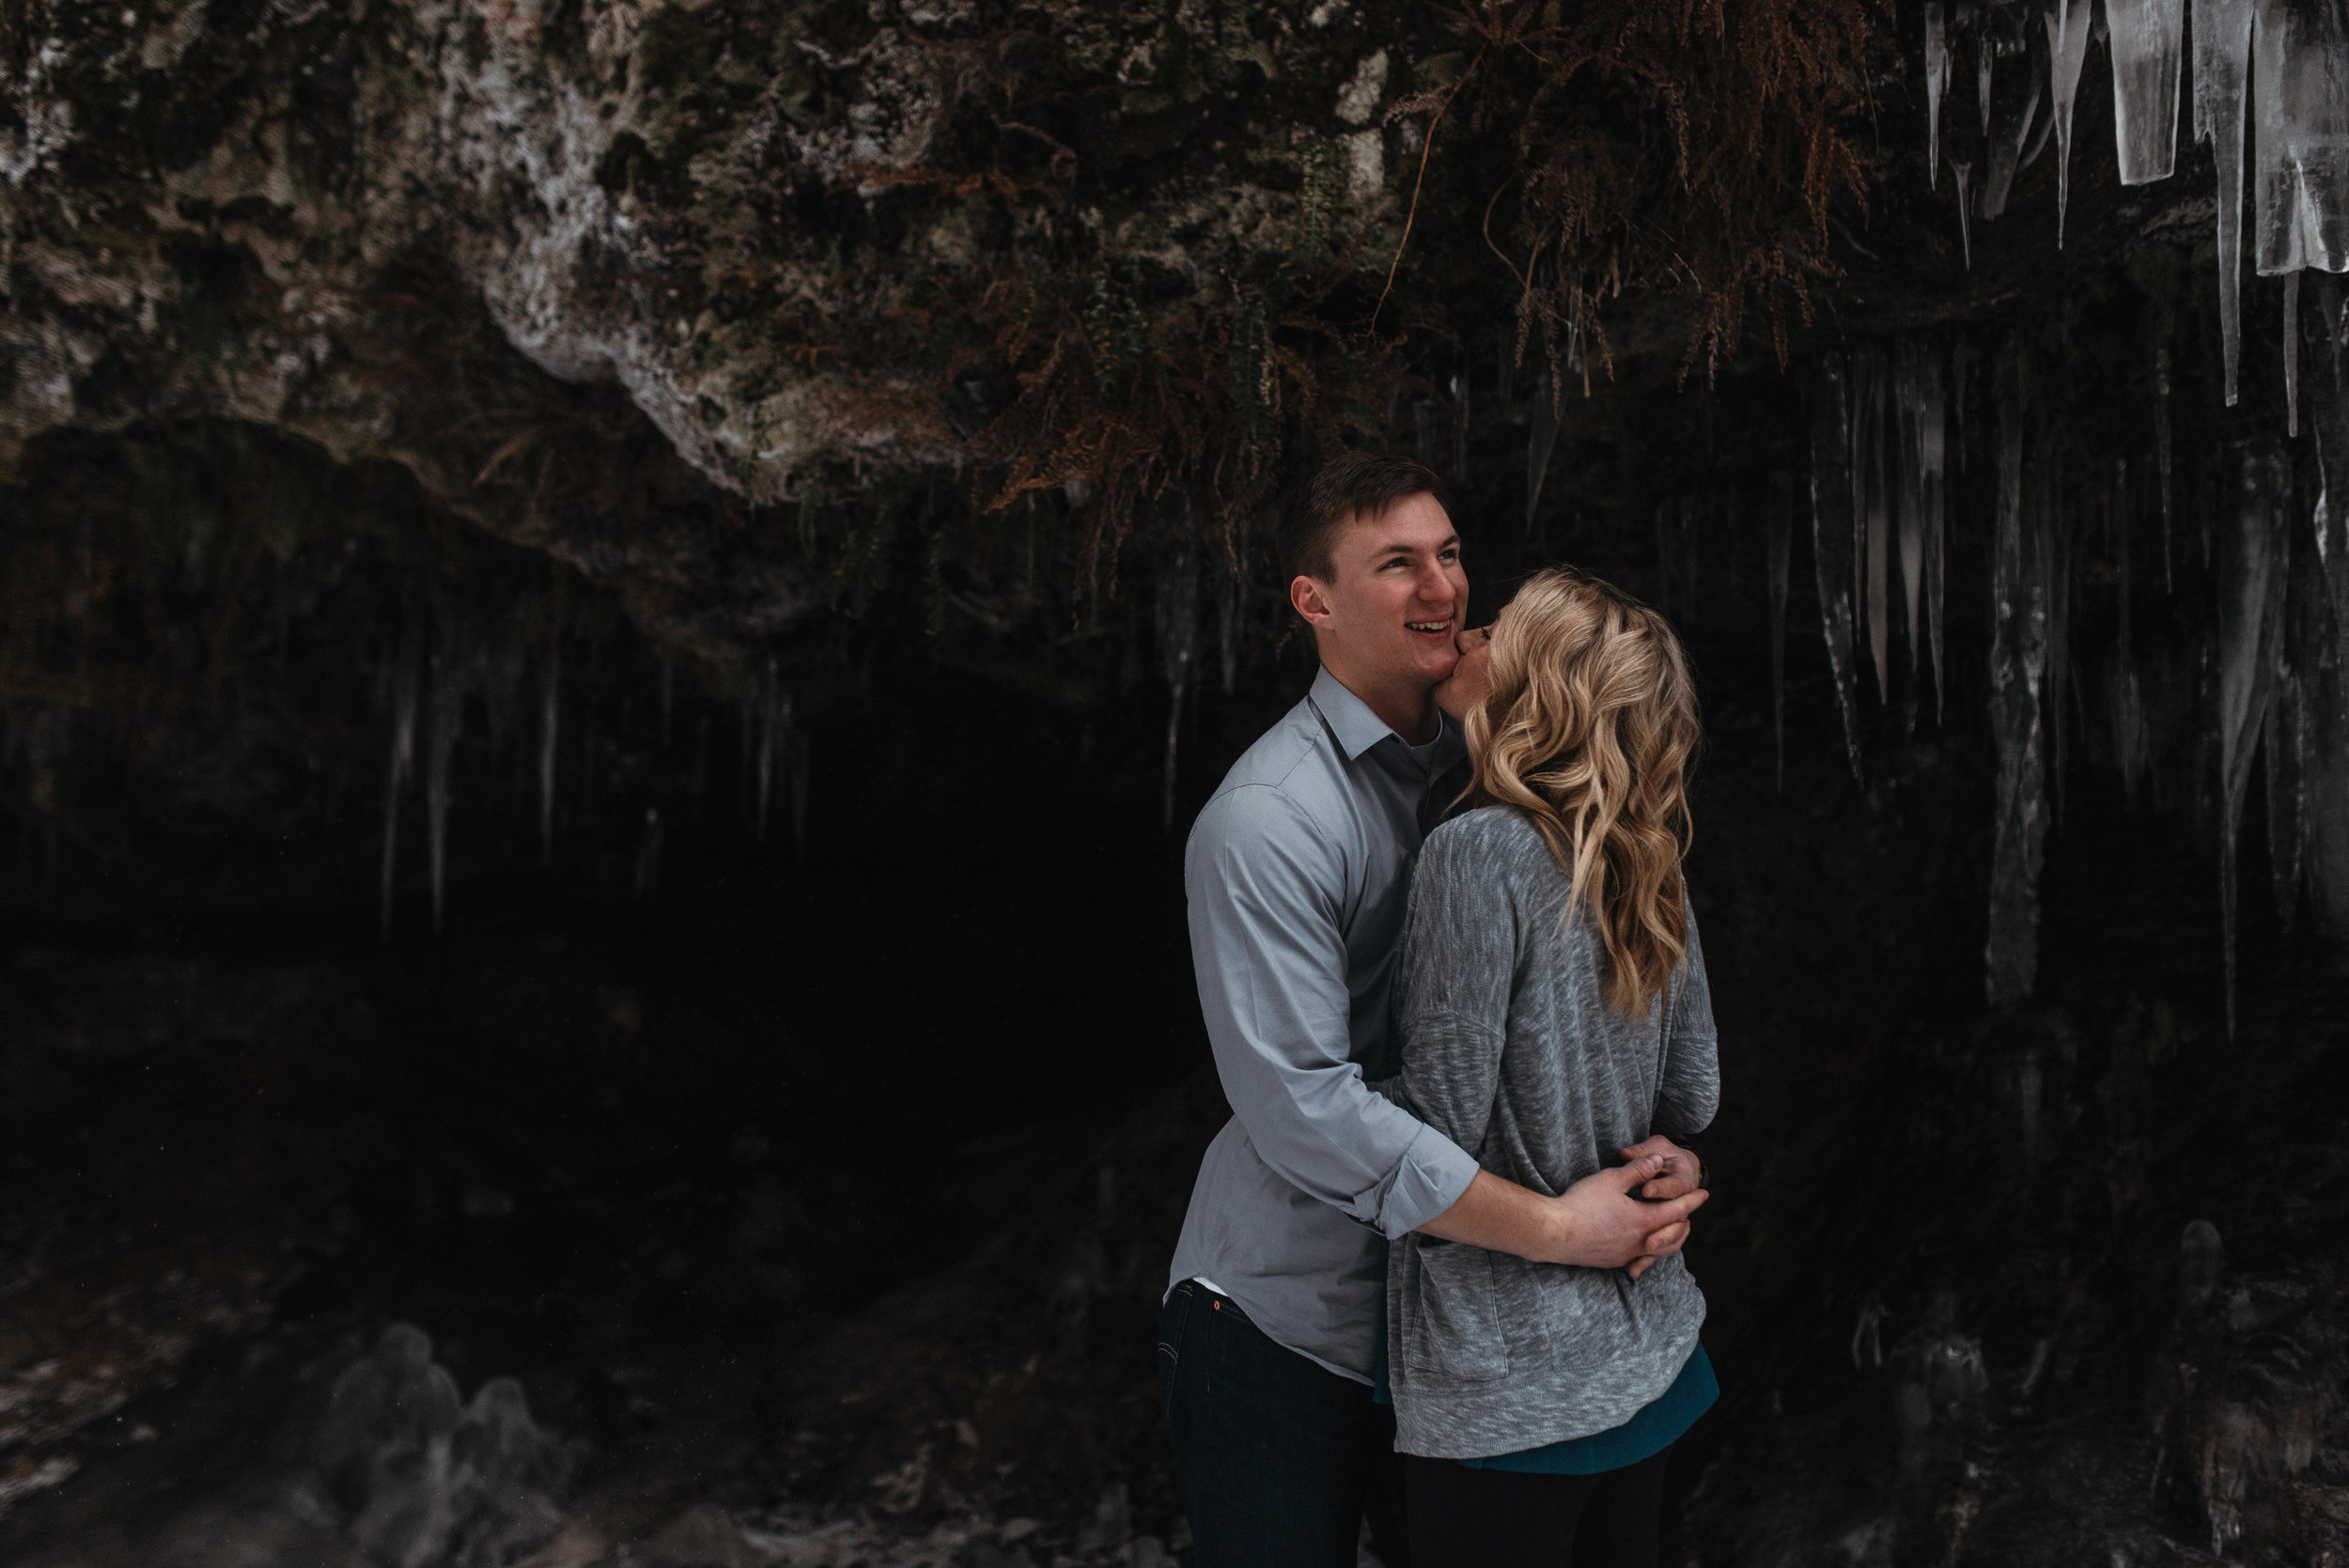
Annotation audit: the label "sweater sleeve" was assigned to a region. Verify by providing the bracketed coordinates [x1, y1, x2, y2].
[1390, 816, 1519, 1164]
[1655, 900, 1720, 1139]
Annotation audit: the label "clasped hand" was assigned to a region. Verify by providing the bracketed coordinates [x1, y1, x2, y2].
[1557, 1136, 1705, 1281]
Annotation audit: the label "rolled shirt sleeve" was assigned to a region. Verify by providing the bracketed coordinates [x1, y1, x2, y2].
[1187, 784, 1480, 1240]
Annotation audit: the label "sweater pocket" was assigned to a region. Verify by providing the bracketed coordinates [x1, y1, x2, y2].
[1404, 1242, 1510, 1382]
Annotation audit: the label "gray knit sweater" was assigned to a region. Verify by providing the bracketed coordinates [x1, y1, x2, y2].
[1381, 805, 1719, 1460]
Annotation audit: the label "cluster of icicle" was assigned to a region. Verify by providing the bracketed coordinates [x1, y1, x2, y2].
[1807, 291, 2349, 1027]
[378, 600, 805, 939]
[1923, 0, 2346, 409]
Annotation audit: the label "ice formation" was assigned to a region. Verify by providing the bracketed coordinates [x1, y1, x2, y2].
[1852, 347, 1894, 702]
[2286, 271, 2302, 438]
[1527, 373, 1563, 531]
[1809, 356, 1867, 784]
[2045, 0, 2093, 245]
[1156, 541, 1201, 831]
[1767, 473, 1795, 789]
[1895, 341, 1951, 718]
[2196, 0, 2257, 405]
[1930, 0, 2345, 415]
[537, 608, 562, 866]
[2216, 442, 2290, 1035]
[298, 1323, 571, 1568]
[425, 632, 472, 935]
[2251, 0, 2349, 277]
[381, 643, 419, 941]
[1984, 371, 2049, 1006]
[2155, 334, 2175, 590]
[1926, 3, 1951, 185]
[2107, 0, 2186, 183]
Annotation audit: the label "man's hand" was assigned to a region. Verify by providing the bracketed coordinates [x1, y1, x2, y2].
[1550, 1157, 1707, 1271]
[1419, 1158, 1706, 1272]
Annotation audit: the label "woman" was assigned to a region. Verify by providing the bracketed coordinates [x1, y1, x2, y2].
[1383, 567, 1719, 1568]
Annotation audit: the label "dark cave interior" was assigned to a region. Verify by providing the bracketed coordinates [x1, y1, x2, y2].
[1, 0, 2347, 1564]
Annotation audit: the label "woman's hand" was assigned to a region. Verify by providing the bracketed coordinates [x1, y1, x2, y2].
[1542, 1156, 1709, 1271]
[1616, 1138, 1703, 1279]
[1617, 1136, 1703, 1201]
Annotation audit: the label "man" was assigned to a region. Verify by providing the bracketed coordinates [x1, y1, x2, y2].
[1159, 453, 1707, 1567]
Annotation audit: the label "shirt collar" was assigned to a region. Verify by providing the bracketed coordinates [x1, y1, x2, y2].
[1309, 664, 1464, 769]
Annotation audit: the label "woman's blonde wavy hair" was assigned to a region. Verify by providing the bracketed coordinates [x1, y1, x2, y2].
[1460, 567, 1701, 1017]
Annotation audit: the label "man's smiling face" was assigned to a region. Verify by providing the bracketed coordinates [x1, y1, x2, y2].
[1293, 490, 1469, 694]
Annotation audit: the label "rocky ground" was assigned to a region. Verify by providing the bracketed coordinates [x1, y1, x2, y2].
[0, 714, 2341, 1568]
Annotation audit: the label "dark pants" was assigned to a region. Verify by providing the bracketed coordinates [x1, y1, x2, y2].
[1158, 1279, 1411, 1568]
[1402, 1447, 1671, 1568]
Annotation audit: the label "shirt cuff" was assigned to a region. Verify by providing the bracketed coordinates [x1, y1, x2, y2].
[1371, 1124, 1482, 1240]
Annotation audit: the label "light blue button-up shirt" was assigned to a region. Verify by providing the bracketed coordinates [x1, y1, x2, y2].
[1168, 666, 1483, 1383]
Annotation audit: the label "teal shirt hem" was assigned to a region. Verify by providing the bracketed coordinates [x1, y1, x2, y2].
[1456, 1343, 1716, 1473]
[1375, 1312, 1717, 1476]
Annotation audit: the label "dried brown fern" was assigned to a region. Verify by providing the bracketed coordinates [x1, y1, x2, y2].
[1455, 0, 1878, 381]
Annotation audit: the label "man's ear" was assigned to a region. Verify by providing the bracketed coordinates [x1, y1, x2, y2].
[1289, 573, 1332, 628]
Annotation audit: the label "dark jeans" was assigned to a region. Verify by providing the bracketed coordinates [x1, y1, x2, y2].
[1158, 1279, 1411, 1568]
[1402, 1447, 1671, 1568]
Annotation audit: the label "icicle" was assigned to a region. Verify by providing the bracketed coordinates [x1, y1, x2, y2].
[1926, 3, 1951, 186]
[1767, 473, 1795, 791]
[2286, 271, 2302, 440]
[2251, 0, 2349, 277]
[2265, 670, 2305, 930]
[424, 629, 472, 936]
[2192, 0, 2256, 406]
[1979, 43, 2046, 220]
[2046, 467, 2073, 813]
[1979, 8, 1997, 137]
[1214, 561, 1241, 700]
[380, 643, 418, 942]
[788, 722, 811, 857]
[1451, 369, 1470, 480]
[754, 660, 789, 843]
[2119, 457, 2135, 656]
[1156, 539, 1201, 831]
[2156, 335, 2175, 592]
[635, 807, 663, 901]
[1986, 363, 2050, 1007]
[1527, 373, 1563, 532]
[2046, 0, 2093, 246]
[537, 629, 560, 865]
[2107, 0, 2187, 183]
[660, 655, 675, 748]
[2217, 442, 2291, 1036]
[1925, 351, 1951, 719]
[1951, 160, 1975, 267]
[1810, 355, 1866, 783]
[1895, 340, 1946, 721]
[2109, 658, 2151, 799]
[1852, 347, 1893, 704]
[2309, 283, 2349, 926]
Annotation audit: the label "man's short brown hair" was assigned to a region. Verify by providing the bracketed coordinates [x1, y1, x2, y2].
[1282, 451, 1447, 582]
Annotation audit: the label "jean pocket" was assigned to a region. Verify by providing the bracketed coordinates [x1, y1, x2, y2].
[1403, 1242, 1509, 1381]
[1157, 1281, 1194, 1410]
